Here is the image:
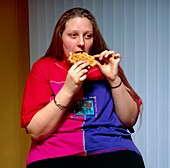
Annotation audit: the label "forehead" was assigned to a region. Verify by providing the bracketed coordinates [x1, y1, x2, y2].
[65, 17, 93, 30]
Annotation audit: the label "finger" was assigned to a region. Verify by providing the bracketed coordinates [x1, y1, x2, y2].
[93, 54, 100, 59]
[106, 50, 115, 57]
[72, 61, 90, 71]
[79, 74, 87, 81]
[114, 53, 121, 59]
[97, 50, 108, 60]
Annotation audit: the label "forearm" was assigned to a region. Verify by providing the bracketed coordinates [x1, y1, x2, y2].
[26, 88, 73, 141]
[109, 77, 139, 127]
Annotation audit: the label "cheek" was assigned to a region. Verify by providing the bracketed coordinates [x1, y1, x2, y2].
[62, 39, 74, 57]
[85, 40, 93, 52]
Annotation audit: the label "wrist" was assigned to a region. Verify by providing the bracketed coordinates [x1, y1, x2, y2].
[110, 76, 122, 89]
[53, 97, 68, 110]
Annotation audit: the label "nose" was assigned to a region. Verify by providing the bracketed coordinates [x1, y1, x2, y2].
[77, 36, 85, 46]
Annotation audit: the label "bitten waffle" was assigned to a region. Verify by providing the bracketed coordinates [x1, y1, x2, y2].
[68, 52, 96, 68]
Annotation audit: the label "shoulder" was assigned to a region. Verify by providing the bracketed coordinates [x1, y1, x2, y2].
[32, 57, 55, 68]
[31, 57, 58, 73]
[30, 57, 69, 80]
[27, 57, 57, 81]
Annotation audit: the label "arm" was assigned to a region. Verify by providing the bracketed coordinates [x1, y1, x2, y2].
[24, 60, 90, 141]
[109, 76, 139, 127]
[26, 87, 73, 141]
[95, 50, 139, 127]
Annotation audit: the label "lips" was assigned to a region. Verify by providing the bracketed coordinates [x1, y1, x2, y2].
[74, 51, 84, 53]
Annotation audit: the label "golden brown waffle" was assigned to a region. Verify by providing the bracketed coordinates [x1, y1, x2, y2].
[68, 52, 96, 68]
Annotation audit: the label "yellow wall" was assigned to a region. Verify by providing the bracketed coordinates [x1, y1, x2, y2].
[0, 0, 30, 167]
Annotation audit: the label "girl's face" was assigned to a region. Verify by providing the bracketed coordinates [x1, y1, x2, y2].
[62, 17, 93, 58]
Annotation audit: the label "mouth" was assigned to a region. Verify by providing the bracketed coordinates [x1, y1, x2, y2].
[74, 51, 84, 53]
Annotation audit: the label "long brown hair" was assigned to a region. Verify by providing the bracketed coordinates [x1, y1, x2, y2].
[44, 7, 142, 113]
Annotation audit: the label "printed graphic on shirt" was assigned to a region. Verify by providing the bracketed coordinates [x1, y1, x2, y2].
[73, 96, 97, 117]
[50, 80, 98, 119]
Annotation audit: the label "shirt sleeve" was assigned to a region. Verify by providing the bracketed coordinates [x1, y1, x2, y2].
[20, 59, 53, 128]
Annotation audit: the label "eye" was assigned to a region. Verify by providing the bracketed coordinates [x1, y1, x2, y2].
[69, 33, 77, 38]
[85, 33, 93, 39]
